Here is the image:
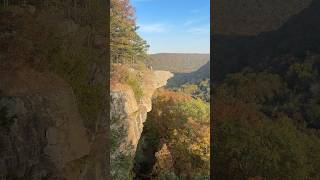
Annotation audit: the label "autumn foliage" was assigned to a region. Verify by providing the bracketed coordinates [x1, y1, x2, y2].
[213, 54, 320, 179]
[110, 0, 149, 65]
[136, 89, 210, 179]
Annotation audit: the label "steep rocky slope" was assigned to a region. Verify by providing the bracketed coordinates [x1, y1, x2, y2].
[0, 67, 107, 179]
[110, 68, 173, 178]
[0, 2, 107, 179]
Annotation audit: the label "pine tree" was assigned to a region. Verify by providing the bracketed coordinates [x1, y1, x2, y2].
[110, 0, 149, 65]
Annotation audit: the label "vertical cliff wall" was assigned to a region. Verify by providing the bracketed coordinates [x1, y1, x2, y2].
[110, 68, 173, 179]
[0, 67, 104, 179]
[0, 2, 107, 179]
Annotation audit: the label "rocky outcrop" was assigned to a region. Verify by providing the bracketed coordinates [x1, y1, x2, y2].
[0, 67, 101, 179]
[110, 68, 173, 178]
[0, 2, 107, 179]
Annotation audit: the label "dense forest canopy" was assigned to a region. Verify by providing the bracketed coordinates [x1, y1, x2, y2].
[134, 89, 210, 179]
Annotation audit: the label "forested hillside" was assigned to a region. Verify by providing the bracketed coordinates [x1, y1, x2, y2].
[213, 0, 320, 82]
[134, 89, 210, 179]
[149, 53, 209, 73]
[167, 61, 210, 87]
[213, 1, 320, 179]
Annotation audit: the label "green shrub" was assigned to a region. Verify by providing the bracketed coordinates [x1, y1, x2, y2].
[122, 71, 144, 102]
[157, 171, 180, 180]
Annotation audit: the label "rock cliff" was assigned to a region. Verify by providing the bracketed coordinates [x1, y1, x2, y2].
[110, 68, 173, 178]
[0, 67, 106, 180]
[0, 2, 107, 179]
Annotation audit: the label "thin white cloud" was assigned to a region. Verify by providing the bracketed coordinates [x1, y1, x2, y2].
[183, 15, 210, 27]
[187, 24, 210, 35]
[138, 23, 168, 33]
[184, 20, 197, 26]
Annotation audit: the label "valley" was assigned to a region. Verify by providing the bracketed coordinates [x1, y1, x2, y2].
[132, 55, 210, 179]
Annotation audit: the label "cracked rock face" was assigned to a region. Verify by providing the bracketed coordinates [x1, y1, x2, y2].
[110, 69, 173, 178]
[0, 68, 90, 179]
[110, 70, 173, 151]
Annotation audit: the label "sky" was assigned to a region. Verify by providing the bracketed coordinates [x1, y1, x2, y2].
[131, 0, 210, 54]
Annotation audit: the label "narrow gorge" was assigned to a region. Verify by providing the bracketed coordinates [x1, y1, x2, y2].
[110, 66, 173, 179]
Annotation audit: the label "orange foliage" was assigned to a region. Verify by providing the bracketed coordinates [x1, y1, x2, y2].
[154, 88, 192, 102]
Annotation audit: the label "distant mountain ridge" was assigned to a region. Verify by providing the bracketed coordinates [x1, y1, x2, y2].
[167, 61, 210, 87]
[148, 53, 209, 73]
[214, 0, 312, 35]
[213, 0, 320, 81]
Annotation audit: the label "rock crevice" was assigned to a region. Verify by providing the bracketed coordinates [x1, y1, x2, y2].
[110, 69, 173, 178]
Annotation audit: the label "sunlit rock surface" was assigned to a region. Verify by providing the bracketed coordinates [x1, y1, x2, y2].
[0, 68, 92, 179]
[110, 69, 173, 178]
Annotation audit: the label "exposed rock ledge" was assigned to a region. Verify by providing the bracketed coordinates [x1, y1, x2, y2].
[110, 69, 173, 178]
[0, 68, 91, 179]
[0, 66, 108, 180]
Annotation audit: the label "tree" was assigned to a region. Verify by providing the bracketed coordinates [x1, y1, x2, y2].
[110, 0, 149, 65]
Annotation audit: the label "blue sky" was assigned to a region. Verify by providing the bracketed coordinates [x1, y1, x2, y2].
[131, 0, 210, 54]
